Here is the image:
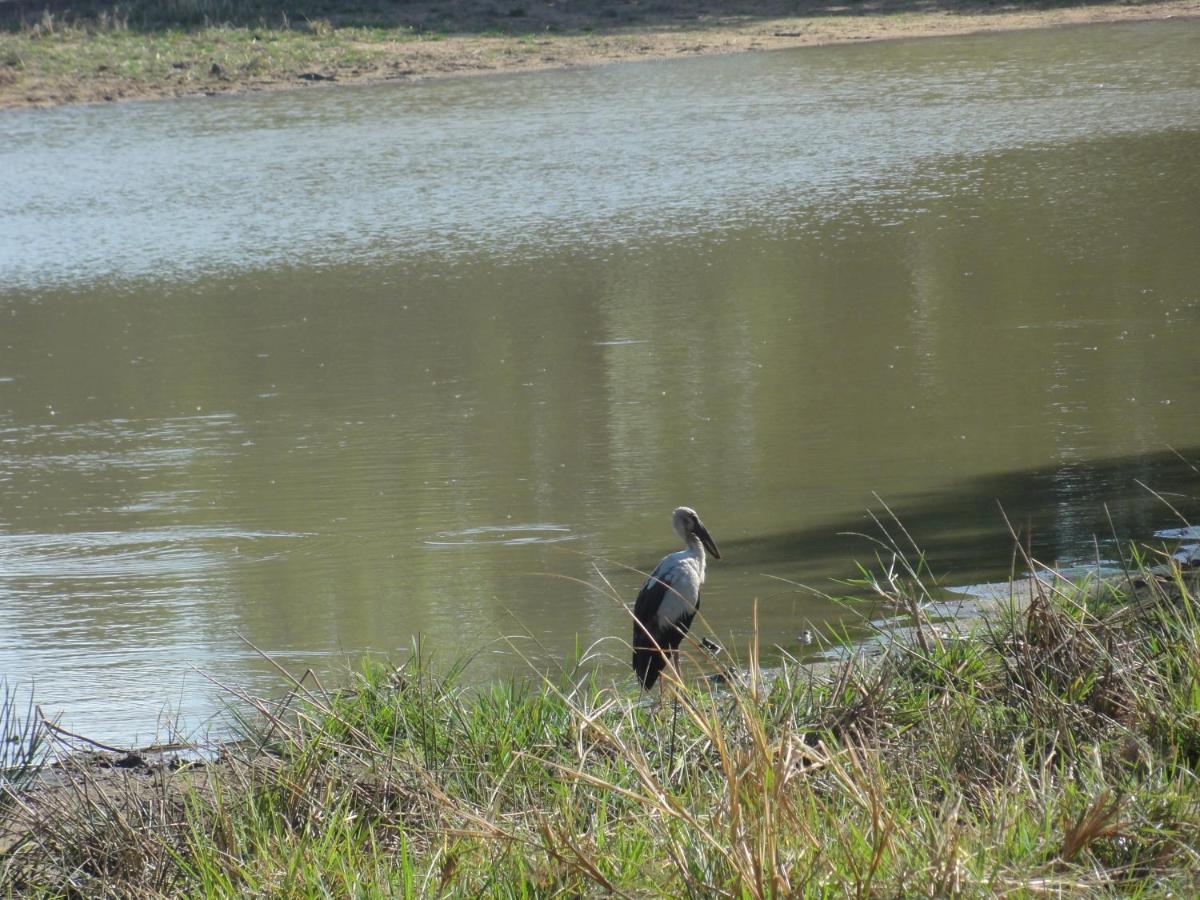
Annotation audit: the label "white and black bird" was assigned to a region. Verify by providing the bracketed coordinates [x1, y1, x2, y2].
[632, 506, 721, 690]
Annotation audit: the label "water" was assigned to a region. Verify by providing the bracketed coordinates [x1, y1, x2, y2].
[1, 20, 1199, 745]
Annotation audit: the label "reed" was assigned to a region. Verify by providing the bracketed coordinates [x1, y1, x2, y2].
[0, 681, 47, 810]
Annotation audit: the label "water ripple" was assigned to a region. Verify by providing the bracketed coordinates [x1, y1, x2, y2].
[424, 524, 577, 548]
[0, 527, 309, 578]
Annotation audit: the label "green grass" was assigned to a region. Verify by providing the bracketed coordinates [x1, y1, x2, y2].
[2, 544, 1199, 896]
[0, 6, 431, 106]
[0, 19, 413, 82]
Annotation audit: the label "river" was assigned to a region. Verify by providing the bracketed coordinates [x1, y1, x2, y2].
[1, 19, 1198, 745]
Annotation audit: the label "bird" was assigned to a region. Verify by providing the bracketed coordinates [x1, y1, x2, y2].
[632, 506, 721, 690]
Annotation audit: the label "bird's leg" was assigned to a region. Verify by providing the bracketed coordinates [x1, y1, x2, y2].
[667, 691, 679, 778]
[666, 651, 681, 779]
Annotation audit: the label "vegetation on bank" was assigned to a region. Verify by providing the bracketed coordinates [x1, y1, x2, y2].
[0, 4, 425, 106]
[2, 537, 1199, 896]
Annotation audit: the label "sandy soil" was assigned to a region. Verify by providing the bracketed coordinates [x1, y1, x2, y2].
[340, 1, 1200, 76]
[1, 0, 1197, 109]
[382, 0, 1200, 76]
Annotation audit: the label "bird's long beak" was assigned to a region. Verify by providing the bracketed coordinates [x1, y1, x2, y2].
[697, 521, 721, 559]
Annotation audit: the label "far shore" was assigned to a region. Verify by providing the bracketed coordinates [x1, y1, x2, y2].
[1, 0, 1198, 110]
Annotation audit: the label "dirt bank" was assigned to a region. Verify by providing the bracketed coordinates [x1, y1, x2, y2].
[1, 0, 1197, 109]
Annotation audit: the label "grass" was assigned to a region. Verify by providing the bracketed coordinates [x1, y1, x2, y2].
[0, 681, 47, 812]
[0, 10, 421, 105]
[2, 533, 1199, 896]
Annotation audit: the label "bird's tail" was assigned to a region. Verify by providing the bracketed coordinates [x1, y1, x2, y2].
[632, 648, 662, 690]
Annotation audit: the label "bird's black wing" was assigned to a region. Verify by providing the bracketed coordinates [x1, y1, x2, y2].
[632, 572, 668, 650]
[632, 571, 670, 689]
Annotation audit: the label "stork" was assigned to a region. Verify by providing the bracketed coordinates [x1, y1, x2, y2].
[632, 506, 721, 690]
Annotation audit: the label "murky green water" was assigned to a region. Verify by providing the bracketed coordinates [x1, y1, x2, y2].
[2, 20, 1199, 745]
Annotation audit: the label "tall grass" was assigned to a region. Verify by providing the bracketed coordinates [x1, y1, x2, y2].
[2, 545, 1199, 895]
[0, 681, 46, 810]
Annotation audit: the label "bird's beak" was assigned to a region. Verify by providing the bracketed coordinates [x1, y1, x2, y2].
[697, 521, 721, 560]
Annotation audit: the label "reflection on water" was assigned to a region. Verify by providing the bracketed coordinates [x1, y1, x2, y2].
[0, 20, 1199, 744]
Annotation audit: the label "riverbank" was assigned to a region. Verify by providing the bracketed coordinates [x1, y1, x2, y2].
[3, 549, 1198, 894]
[2, 0, 1198, 109]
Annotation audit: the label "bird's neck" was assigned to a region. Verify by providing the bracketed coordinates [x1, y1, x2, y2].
[685, 535, 707, 572]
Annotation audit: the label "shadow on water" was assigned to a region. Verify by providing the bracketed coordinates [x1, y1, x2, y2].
[0, 0, 1169, 34]
[729, 446, 1200, 590]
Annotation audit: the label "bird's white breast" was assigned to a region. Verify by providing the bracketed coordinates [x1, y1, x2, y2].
[651, 551, 704, 630]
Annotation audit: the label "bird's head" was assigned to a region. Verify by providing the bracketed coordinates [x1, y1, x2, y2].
[672, 506, 721, 559]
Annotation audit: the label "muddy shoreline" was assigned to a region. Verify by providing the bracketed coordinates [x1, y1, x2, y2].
[2, 0, 1198, 109]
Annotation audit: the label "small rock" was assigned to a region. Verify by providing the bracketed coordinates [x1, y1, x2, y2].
[298, 71, 335, 81]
